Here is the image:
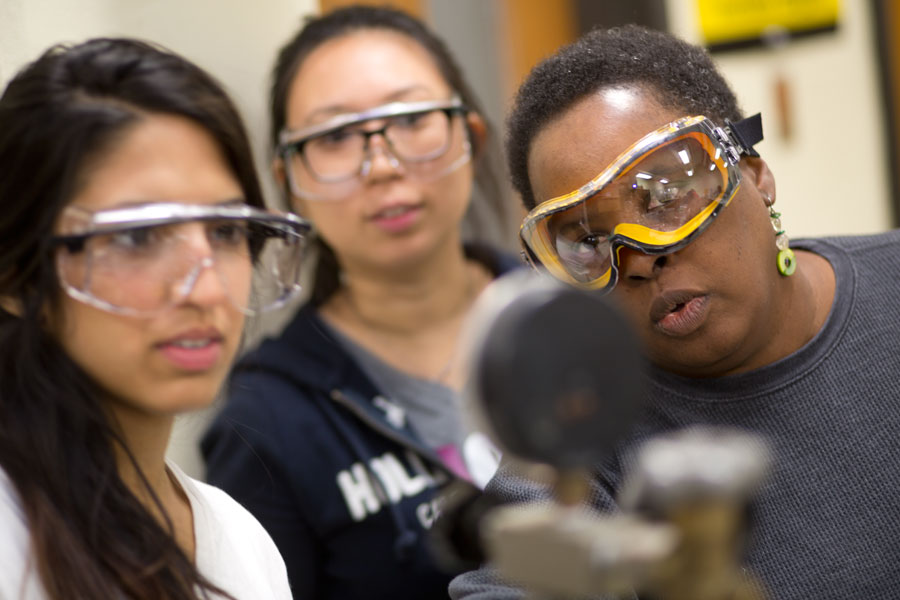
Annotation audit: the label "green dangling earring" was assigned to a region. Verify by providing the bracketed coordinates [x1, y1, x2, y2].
[768, 200, 796, 276]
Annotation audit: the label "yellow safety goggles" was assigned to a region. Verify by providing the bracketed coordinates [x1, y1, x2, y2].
[520, 114, 762, 293]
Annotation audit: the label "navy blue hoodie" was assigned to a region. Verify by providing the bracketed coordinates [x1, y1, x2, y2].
[202, 246, 520, 599]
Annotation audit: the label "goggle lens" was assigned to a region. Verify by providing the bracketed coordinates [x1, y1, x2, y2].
[56, 206, 309, 316]
[522, 117, 743, 292]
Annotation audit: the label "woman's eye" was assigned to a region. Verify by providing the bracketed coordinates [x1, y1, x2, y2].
[318, 127, 356, 147]
[392, 111, 429, 129]
[209, 222, 248, 245]
[576, 233, 608, 251]
[111, 227, 155, 250]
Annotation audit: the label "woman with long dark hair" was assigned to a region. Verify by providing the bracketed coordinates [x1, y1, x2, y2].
[0, 38, 308, 599]
[202, 5, 518, 599]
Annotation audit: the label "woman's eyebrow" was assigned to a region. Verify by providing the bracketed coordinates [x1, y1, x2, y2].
[302, 85, 434, 124]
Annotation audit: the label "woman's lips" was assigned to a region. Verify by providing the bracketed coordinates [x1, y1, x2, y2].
[650, 291, 711, 337]
[157, 329, 223, 371]
[369, 203, 422, 233]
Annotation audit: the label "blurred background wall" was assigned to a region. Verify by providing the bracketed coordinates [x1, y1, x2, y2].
[3, 0, 896, 478]
[665, 0, 893, 238]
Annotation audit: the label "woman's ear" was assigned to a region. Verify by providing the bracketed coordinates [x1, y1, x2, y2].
[272, 157, 288, 196]
[272, 157, 305, 214]
[741, 156, 776, 206]
[272, 157, 300, 213]
[465, 111, 488, 158]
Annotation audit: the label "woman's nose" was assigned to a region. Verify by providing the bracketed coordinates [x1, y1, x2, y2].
[176, 256, 230, 308]
[362, 133, 404, 180]
[618, 246, 667, 284]
[172, 226, 229, 307]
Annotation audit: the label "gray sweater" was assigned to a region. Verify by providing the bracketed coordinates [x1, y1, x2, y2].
[450, 232, 900, 600]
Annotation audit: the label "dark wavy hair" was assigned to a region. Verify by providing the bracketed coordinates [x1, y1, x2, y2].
[507, 24, 744, 209]
[269, 4, 512, 305]
[0, 38, 264, 599]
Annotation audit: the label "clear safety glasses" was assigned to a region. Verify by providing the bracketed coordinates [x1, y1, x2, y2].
[277, 97, 472, 201]
[520, 114, 763, 293]
[53, 202, 312, 317]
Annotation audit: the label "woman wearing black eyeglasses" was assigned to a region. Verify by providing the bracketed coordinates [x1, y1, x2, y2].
[202, 5, 519, 600]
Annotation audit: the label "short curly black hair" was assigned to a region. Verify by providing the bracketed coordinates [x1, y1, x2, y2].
[507, 24, 744, 209]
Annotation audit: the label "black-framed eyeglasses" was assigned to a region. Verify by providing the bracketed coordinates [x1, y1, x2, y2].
[277, 97, 469, 199]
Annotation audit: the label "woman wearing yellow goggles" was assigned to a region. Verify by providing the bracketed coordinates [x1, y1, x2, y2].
[451, 23, 900, 600]
[520, 114, 763, 292]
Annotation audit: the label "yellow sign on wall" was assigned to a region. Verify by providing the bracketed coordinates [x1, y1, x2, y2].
[698, 0, 840, 46]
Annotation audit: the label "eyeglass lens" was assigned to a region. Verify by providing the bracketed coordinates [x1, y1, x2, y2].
[294, 109, 455, 183]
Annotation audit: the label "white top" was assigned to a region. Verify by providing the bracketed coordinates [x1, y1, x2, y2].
[0, 463, 292, 600]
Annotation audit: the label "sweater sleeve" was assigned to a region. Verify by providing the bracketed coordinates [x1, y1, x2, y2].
[448, 463, 549, 600]
[448, 461, 629, 600]
[449, 565, 528, 600]
[201, 373, 322, 597]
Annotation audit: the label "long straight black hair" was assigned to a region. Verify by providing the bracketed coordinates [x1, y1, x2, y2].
[0, 38, 264, 599]
[269, 5, 514, 306]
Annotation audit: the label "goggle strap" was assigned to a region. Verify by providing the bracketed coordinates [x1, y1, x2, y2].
[724, 113, 763, 158]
